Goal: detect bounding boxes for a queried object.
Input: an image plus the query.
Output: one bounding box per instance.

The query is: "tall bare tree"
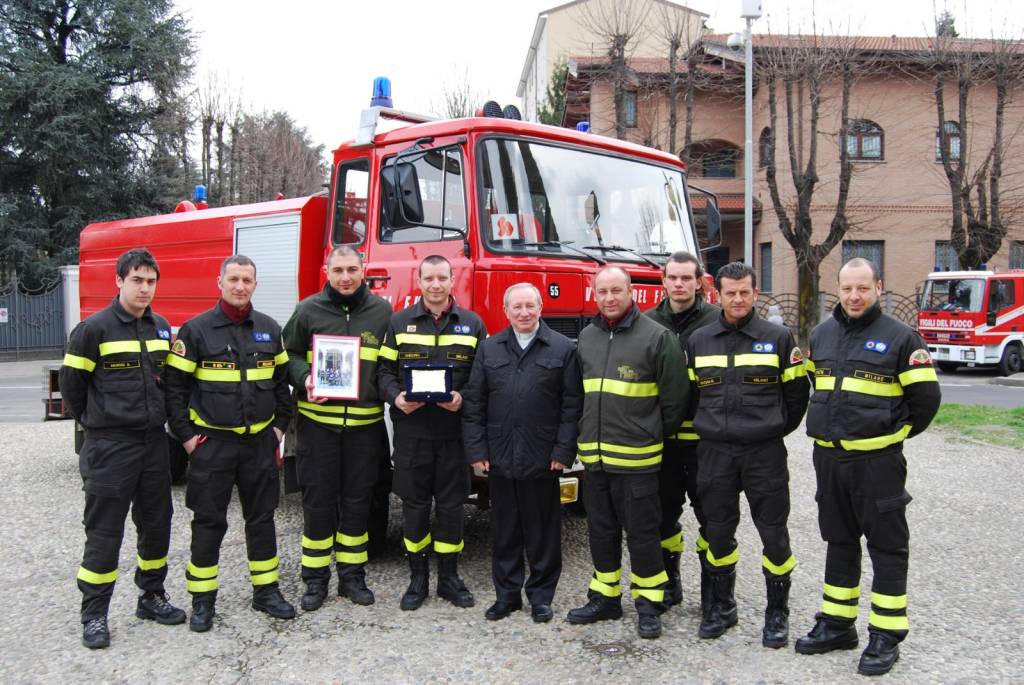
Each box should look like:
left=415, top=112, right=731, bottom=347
left=653, top=2, right=703, bottom=158
left=432, top=67, right=482, bottom=119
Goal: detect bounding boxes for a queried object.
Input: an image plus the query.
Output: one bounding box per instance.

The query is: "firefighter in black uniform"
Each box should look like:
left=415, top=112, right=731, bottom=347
left=644, top=251, right=719, bottom=610
left=795, top=258, right=941, bottom=676
left=165, top=255, right=295, bottom=632
left=687, top=261, right=809, bottom=647
left=378, top=255, right=487, bottom=610
left=282, top=246, right=392, bottom=611
left=60, top=249, right=187, bottom=649
left=567, top=266, right=688, bottom=640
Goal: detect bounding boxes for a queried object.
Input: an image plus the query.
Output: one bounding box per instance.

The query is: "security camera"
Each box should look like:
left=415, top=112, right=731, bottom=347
left=727, top=33, right=744, bottom=50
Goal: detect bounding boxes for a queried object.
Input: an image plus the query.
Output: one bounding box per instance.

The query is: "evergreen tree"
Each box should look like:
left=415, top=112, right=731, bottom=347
left=537, top=61, right=569, bottom=126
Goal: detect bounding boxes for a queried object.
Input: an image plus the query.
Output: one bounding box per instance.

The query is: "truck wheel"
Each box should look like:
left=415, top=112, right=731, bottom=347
left=935, top=361, right=960, bottom=373
left=998, top=343, right=1023, bottom=376
left=167, top=435, right=188, bottom=484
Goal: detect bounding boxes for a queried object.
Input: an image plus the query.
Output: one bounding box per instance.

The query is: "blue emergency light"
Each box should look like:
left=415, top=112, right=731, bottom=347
left=371, top=77, right=393, bottom=107
left=576, top=121, right=591, bottom=133
left=194, top=184, right=207, bottom=202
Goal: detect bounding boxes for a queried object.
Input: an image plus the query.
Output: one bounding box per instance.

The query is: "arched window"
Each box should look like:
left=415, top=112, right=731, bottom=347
left=689, top=139, right=741, bottom=178
left=844, top=119, right=884, bottom=160
left=936, top=121, right=961, bottom=162
left=758, top=127, right=772, bottom=168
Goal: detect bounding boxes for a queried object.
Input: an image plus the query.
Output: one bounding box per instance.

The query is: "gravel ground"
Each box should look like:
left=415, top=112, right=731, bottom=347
left=1, top=421, right=1021, bottom=684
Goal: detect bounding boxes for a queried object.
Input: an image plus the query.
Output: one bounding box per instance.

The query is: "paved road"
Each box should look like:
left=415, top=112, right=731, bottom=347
left=1, top=421, right=1022, bottom=683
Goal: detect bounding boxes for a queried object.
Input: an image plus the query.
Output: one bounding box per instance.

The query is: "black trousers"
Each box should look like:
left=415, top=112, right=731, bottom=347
left=489, top=474, right=561, bottom=606
left=77, top=431, right=172, bottom=622
left=582, top=469, right=667, bottom=615
left=185, top=429, right=281, bottom=600
left=391, top=435, right=470, bottom=555
left=296, top=416, right=384, bottom=581
left=813, top=445, right=912, bottom=639
left=658, top=440, right=707, bottom=553
left=697, top=438, right=794, bottom=577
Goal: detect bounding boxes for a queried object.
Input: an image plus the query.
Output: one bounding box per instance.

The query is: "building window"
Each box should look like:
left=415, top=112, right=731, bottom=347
left=936, top=121, right=961, bottom=162
left=624, top=92, right=637, bottom=128
left=760, top=242, right=773, bottom=291
left=842, top=240, right=884, bottom=279
left=845, top=119, right=884, bottom=160
left=934, top=240, right=961, bottom=271
left=1011, top=241, right=1024, bottom=269
left=758, top=127, right=772, bottom=168
left=689, top=139, right=740, bottom=178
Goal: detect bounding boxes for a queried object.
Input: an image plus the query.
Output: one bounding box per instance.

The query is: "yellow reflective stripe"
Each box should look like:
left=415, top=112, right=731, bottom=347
left=274, top=350, right=289, bottom=365
left=631, top=587, right=665, bottom=601
left=187, top=562, right=218, bottom=579
left=838, top=425, right=912, bottom=451
left=815, top=439, right=836, bottom=448
left=841, top=377, right=904, bottom=397
left=782, top=365, right=806, bottom=382
left=602, top=441, right=662, bottom=455
left=298, top=401, right=348, bottom=414
left=404, top=534, right=432, bottom=553
left=346, top=416, right=384, bottom=427
left=395, top=333, right=436, bottom=346
left=248, top=556, right=279, bottom=572
left=734, top=353, right=779, bottom=367
left=660, top=533, right=683, bottom=553
left=305, top=351, right=313, bottom=363
left=336, top=532, right=369, bottom=547
left=194, top=368, right=241, bottom=382
left=245, top=367, right=275, bottom=381
left=378, top=345, right=398, bottom=360
left=899, top=367, right=938, bottom=385
left=822, top=600, right=859, bottom=619
left=594, top=569, right=622, bottom=583
left=137, top=555, right=167, bottom=571
left=815, top=376, right=836, bottom=391
left=437, top=334, right=478, bottom=348
left=589, top=577, right=622, bottom=597
left=869, top=611, right=909, bottom=631
left=762, top=554, right=797, bottom=576
left=99, top=340, right=141, bottom=355
left=347, top=405, right=383, bottom=415
left=600, top=453, right=662, bottom=468
left=824, top=584, right=861, bottom=601
left=582, top=377, right=659, bottom=397
left=805, top=359, right=817, bottom=373
left=166, top=354, right=196, bottom=373
left=146, top=339, right=170, bottom=352
left=577, top=454, right=600, bottom=463
left=632, top=570, right=668, bottom=588
left=187, top=578, right=219, bottom=593
left=695, top=534, right=709, bottom=552
left=302, top=535, right=334, bottom=550
left=336, top=551, right=369, bottom=564
left=576, top=441, right=598, bottom=451
left=695, top=355, right=728, bottom=368
left=297, top=408, right=383, bottom=427
left=360, top=347, right=379, bottom=362
left=77, top=566, right=117, bottom=584
left=63, top=353, right=96, bottom=372
left=301, top=554, right=332, bottom=568
left=706, top=547, right=739, bottom=567
left=189, top=408, right=274, bottom=435
left=871, top=592, right=907, bottom=610
left=433, top=539, right=465, bottom=554
left=673, top=432, right=699, bottom=440
left=250, top=569, right=279, bottom=586
left=687, top=368, right=697, bottom=381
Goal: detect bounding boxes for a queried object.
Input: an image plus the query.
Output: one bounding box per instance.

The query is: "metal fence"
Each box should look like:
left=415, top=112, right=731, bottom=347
left=757, top=291, right=919, bottom=328
left=0, top=275, right=66, bottom=357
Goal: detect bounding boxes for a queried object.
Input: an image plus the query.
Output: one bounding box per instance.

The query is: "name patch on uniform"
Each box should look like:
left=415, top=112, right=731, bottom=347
left=157, top=329, right=171, bottom=340
left=864, top=340, right=889, bottom=354
left=909, top=348, right=932, bottom=366
left=201, top=360, right=236, bottom=370
left=256, top=360, right=276, bottom=368
left=103, top=360, right=140, bottom=370
left=617, top=365, right=639, bottom=381
left=406, top=325, right=418, bottom=333
left=698, top=376, right=722, bottom=388
left=447, top=352, right=473, bottom=362
left=814, top=367, right=832, bottom=377
left=853, top=369, right=894, bottom=384
left=400, top=352, right=429, bottom=361
left=752, top=341, right=775, bottom=353
left=742, top=374, right=779, bottom=385
left=253, top=332, right=272, bottom=342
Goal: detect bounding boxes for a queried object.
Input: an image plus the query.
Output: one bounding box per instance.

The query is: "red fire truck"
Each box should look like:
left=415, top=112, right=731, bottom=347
left=76, top=82, right=721, bottom=500
left=917, top=270, right=1024, bottom=375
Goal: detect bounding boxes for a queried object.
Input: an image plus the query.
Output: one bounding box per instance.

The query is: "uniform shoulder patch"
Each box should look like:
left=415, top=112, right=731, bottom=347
left=789, top=346, right=803, bottom=364
left=908, top=348, right=932, bottom=366
left=171, top=339, right=186, bottom=356
left=406, top=324, right=418, bottom=333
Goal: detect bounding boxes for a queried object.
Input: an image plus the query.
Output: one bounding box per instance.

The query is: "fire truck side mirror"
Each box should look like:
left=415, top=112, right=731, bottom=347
left=987, top=309, right=998, bottom=326
left=381, top=162, right=424, bottom=228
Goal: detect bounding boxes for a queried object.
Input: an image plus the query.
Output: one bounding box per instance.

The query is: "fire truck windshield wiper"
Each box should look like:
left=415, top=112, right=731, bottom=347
left=581, top=244, right=661, bottom=269
left=521, top=240, right=606, bottom=265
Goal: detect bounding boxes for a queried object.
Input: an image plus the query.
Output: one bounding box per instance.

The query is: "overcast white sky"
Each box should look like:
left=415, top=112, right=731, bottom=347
left=174, top=0, right=1020, bottom=151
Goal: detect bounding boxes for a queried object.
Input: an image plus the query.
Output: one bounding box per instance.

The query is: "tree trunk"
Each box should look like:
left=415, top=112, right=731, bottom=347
left=796, top=260, right=820, bottom=348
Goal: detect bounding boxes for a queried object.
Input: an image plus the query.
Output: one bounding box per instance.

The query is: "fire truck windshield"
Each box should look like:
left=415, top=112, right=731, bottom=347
left=477, top=138, right=696, bottom=261
left=921, top=278, right=985, bottom=312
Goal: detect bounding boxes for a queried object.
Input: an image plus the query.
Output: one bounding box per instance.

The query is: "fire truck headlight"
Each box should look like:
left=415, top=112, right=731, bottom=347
left=962, top=349, right=976, bottom=361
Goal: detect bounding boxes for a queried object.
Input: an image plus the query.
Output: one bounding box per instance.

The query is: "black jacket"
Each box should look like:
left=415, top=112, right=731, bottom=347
left=461, top=321, right=582, bottom=479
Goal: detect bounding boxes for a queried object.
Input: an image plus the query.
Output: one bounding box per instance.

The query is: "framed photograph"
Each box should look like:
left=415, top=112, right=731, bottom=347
left=311, top=334, right=361, bottom=400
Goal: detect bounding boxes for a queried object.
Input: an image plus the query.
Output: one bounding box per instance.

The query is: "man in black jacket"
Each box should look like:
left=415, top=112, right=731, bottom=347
left=462, top=283, right=582, bottom=623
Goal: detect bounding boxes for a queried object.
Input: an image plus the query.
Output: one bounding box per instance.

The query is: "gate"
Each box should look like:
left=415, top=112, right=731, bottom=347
left=0, top=275, right=66, bottom=358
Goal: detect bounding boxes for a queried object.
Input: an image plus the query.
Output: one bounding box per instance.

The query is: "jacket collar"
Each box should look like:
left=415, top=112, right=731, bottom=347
left=833, top=301, right=882, bottom=330
left=713, top=308, right=757, bottom=336
left=110, top=296, right=154, bottom=324
left=209, top=301, right=254, bottom=328
left=493, top=320, right=553, bottom=347
left=593, top=302, right=640, bottom=333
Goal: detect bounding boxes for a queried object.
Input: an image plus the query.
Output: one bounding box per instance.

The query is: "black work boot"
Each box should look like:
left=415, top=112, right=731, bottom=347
left=300, top=581, right=328, bottom=611
left=794, top=612, right=859, bottom=654
left=698, top=569, right=738, bottom=639
left=82, top=616, right=110, bottom=649
left=338, top=569, right=375, bottom=606
left=190, top=600, right=215, bottom=633
left=400, top=552, right=430, bottom=611
left=663, top=550, right=683, bottom=607
left=566, top=595, right=624, bottom=624
left=858, top=631, right=900, bottom=676
left=436, top=553, right=474, bottom=608
left=698, top=552, right=712, bottom=615
left=637, top=613, right=662, bottom=639
left=762, top=574, right=791, bottom=648
left=252, top=585, right=296, bottom=619
left=136, top=591, right=186, bottom=625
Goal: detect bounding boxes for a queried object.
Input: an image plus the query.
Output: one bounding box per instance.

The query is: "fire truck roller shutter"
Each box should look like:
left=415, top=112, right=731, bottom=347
left=234, top=213, right=301, bottom=326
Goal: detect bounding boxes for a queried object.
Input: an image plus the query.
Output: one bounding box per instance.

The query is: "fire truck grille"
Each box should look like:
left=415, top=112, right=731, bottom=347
left=542, top=316, right=587, bottom=340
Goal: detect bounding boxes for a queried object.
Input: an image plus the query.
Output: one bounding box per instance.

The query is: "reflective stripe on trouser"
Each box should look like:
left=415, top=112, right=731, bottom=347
left=294, top=416, right=383, bottom=580
left=582, top=469, right=666, bottom=615
left=185, top=431, right=280, bottom=597
left=696, top=439, right=793, bottom=576
left=391, top=436, right=469, bottom=560
left=658, top=440, right=706, bottom=551
left=820, top=583, right=860, bottom=621
left=78, top=433, right=172, bottom=622
left=812, top=444, right=911, bottom=639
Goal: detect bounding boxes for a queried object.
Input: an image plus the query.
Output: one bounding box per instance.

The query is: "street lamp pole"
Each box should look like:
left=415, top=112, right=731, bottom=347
left=741, top=1, right=762, bottom=267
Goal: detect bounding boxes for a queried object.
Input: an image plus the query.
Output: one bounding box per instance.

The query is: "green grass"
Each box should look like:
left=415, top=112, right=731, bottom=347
left=933, top=403, right=1024, bottom=449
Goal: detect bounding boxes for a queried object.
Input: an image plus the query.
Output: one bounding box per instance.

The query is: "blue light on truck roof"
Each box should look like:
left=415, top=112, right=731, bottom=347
left=576, top=121, right=591, bottom=133
left=371, top=77, right=393, bottom=107
left=194, top=184, right=207, bottom=202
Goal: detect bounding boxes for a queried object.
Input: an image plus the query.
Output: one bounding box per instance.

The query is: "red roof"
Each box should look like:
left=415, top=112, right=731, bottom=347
left=704, top=33, right=1024, bottom=54
left=691, top=192, right=761, bottom=213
